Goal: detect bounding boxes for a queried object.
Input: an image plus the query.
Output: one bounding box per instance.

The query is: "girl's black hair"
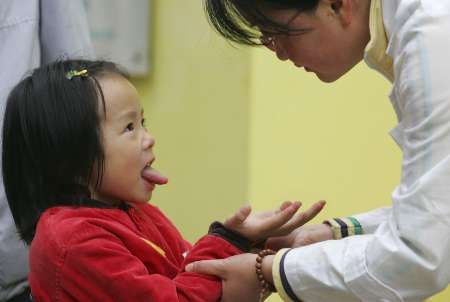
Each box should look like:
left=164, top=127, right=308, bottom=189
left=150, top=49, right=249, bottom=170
left=2, top=59, right=126, bottom=244
left=204, top=0, right=320, bottom=45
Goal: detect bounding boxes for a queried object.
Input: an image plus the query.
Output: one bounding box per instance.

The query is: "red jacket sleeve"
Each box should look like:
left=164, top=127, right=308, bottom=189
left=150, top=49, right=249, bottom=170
left=56, top=223, right=241, bottom=302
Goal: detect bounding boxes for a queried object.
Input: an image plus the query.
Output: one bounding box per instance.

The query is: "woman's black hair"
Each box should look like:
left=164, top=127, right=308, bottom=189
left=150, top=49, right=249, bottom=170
left=204, top=0, right=320, bottom=45
left=2, top=59, right=126, bottom=244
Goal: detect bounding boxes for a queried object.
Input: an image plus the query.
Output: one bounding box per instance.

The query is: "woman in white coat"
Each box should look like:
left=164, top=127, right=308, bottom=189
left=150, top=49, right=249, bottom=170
left=187, top=0, right=450, bottom=301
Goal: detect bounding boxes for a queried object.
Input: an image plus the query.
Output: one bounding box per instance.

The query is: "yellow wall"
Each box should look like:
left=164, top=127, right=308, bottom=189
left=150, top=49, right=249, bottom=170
left=248, top=49, right=398, bottom=215
left=133, top=0, right=251, bottom=238
left=132, top=1, right=448, bottom=301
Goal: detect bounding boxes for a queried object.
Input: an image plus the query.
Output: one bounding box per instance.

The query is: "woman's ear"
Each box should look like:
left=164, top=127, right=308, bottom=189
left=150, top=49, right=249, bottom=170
left=326, top=0, right=353, bottom=26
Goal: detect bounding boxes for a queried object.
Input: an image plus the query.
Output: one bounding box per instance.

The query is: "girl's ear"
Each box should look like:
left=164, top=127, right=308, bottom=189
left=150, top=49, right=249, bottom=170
left=325, top=0, right=353, bottom=26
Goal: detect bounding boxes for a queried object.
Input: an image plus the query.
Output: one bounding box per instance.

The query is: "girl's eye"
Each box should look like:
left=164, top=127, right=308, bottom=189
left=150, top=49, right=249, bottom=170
left=141, top=118, right=146, bottom=127
left=125, top=123, right=134, bottom=132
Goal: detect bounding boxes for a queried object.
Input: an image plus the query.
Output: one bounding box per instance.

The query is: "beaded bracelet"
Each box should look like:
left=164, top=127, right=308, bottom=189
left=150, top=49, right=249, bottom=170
left=255, top=249, right=276, bottom=301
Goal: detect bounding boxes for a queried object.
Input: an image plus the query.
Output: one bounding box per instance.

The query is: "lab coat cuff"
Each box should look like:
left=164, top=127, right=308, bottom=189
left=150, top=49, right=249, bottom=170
left=323, top=216, right=363, bottom=239
left=273, top=248, right=303, bottom=302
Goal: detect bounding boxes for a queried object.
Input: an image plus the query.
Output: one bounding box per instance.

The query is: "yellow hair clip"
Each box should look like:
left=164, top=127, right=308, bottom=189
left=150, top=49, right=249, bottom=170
left=65, top=69, right=88, bottom=80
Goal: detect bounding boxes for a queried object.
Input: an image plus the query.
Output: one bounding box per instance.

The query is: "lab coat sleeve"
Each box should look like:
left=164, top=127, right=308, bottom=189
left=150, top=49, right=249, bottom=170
left=273, top=4, right=450, bottom=302
left=352, top=206, right=391, bottom=234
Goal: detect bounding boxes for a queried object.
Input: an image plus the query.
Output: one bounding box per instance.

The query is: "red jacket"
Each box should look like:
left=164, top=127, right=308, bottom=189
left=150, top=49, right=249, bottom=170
left=29, top=203, right=242, bottom=301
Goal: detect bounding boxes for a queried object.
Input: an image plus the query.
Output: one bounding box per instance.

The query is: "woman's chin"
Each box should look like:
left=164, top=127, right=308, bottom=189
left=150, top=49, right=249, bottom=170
left=315, top=72, right=342, bottom=83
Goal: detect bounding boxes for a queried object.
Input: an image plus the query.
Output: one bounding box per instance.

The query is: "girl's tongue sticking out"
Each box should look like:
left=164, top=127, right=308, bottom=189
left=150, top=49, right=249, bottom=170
left=142, top=167, right=168, bottom=185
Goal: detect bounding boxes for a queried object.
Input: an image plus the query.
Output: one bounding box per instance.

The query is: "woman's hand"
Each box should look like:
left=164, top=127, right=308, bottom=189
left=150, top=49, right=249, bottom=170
left=224, top=200, right=326, bottom=243
left=186, top=253, right=264, bottom=302
left=266, top=223, right=333, bottom=250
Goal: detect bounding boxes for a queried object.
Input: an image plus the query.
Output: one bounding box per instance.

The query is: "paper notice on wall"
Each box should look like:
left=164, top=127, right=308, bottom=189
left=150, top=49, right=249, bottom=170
left=84, top=0, right=150, bottom=76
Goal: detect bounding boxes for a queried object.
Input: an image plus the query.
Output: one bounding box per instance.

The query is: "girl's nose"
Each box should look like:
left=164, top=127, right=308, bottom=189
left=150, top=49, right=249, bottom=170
left=142, top=131, right=155, bottom=150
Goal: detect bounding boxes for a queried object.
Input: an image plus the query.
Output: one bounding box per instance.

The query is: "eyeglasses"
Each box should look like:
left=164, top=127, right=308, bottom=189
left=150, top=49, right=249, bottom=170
left=258, top=10, right=303, bottom=47
left=260, top=34, right=276, bottom=47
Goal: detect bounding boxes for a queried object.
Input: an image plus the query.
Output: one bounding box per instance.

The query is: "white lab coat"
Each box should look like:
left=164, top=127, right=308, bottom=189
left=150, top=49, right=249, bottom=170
left=274, top=0, right=450, bottom=301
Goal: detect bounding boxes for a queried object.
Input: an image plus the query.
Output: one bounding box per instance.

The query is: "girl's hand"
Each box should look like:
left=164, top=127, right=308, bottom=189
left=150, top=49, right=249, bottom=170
left=224, top=200, right=325, bottom=243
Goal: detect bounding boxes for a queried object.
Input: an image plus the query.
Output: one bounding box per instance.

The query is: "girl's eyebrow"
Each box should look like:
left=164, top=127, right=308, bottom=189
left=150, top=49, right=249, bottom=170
left=118, top=110, right=138, bottom=121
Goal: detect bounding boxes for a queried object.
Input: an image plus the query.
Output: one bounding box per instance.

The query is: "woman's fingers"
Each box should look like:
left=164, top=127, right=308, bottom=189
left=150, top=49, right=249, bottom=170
left=185, top=259, right=226, bottom=278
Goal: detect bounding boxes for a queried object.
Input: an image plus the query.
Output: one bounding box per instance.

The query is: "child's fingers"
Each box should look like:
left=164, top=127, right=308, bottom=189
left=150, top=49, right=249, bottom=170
left=257, top=201, right=293, bottom=219
left=271, top=200, right=326, bottom=236
left=255, top=201, right=302, bottom=233
left=278, top=200, right=326, bottom=234
left=275, top=201, right=294, bottom=213
left=301, top=200, right=326, bottom=223
left=224, top=204, right=252, bottom=228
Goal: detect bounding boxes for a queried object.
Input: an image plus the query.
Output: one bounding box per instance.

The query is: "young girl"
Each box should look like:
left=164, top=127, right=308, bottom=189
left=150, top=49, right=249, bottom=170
left=2, top=59, right=322, bottom=302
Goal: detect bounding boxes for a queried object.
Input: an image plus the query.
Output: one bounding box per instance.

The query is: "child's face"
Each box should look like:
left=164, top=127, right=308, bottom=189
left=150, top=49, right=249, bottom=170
left=91, top=74, right=168, bottom=204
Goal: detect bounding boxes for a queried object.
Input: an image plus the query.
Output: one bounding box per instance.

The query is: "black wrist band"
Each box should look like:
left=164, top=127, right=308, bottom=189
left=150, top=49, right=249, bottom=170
left=208, top=221, right=252, bottom=252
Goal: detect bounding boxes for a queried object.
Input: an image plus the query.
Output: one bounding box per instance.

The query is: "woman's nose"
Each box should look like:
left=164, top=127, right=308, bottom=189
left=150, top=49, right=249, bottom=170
left=264, top=37, right=289, bottom=61
left=273, top=39, right=289, bottom=61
